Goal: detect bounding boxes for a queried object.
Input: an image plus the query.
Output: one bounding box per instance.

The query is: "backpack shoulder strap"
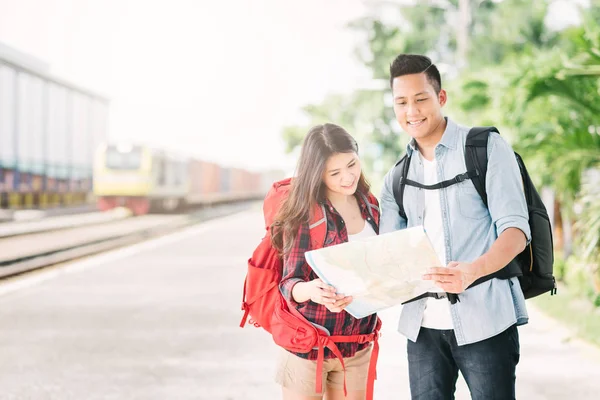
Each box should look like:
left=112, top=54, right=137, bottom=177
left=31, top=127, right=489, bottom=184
left=358, top=191, right=380, bottom=225
left=391, top=154, right=411, bottom=221
left=465, top=126, right=498, bottom=207
left=308, top=203, right=327, bottom=249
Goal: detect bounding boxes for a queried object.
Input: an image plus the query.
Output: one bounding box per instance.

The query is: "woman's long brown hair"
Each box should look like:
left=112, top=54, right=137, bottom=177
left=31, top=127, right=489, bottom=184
left=271, top=123, right=370, bottom=256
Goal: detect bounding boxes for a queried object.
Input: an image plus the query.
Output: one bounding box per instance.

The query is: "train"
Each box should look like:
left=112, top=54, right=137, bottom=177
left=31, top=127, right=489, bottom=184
left=0, top=42, right=279, bottom=217
left=93, top=143, right=282, bottom=215
left=0, top=42, right=109, bottom=211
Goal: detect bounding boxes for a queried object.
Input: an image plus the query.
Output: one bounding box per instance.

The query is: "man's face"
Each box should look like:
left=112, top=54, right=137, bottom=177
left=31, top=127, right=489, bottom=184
left=391, top=73, right=447, bottom=141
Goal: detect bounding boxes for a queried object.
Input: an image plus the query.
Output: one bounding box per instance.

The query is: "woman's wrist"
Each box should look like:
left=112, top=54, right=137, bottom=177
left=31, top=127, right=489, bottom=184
left=291, top=281, right=309, bottom=303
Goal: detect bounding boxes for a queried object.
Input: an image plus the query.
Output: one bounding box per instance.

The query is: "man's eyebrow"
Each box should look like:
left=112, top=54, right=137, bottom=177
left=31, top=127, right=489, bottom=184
left=394, top=91, right=429, bottom=100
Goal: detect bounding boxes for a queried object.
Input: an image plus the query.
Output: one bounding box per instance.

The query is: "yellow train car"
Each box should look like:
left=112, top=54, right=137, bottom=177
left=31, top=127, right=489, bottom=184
left=93, top=144, right=188, bottom=215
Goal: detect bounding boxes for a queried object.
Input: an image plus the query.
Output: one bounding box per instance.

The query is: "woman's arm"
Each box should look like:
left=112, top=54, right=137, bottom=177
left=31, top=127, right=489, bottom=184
left=279, top=223, right=348, bottom=309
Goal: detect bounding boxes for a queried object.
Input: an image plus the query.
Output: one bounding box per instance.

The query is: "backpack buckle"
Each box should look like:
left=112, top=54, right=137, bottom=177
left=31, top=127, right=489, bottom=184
left=447, top=293, right=460, bottom=304
left=454, top=173, right=466, bottom=183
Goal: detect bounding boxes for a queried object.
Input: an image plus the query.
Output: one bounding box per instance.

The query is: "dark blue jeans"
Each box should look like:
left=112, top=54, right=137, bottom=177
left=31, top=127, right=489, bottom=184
left=407, top=325, right=520, bottom=400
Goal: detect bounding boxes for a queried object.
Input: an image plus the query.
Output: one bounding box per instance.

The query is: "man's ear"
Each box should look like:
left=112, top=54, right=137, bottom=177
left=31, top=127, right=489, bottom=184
left=438, top=89, right=447, bottom=107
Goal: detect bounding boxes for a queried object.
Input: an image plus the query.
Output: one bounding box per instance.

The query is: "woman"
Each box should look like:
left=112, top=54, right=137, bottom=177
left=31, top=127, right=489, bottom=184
left=271, top=123, right=380, bottom=400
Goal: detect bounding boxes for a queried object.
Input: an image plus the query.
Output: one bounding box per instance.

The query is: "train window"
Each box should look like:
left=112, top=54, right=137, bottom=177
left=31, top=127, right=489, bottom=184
left=105, top=145, right=142, bottom=170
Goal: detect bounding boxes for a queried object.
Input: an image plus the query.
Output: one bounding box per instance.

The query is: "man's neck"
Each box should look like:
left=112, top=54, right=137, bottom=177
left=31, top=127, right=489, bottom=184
left=416, top=117, right=447, bottom=161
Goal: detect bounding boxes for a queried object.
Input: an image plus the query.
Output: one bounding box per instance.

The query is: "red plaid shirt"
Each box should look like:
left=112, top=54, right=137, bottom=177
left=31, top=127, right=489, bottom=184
left=279, top=191, right=380, bottom=360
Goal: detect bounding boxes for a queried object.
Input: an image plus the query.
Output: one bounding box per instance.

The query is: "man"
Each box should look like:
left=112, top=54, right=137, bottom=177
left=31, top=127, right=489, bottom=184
left=379, top=54, right=530, bottom=399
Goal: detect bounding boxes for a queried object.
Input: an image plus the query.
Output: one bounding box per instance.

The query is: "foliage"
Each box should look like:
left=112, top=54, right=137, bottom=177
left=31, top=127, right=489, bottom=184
left=279, top=0, right=600, bottom=299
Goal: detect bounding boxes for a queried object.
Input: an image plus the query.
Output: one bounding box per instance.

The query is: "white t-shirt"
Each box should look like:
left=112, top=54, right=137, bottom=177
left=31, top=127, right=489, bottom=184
left=348, top=220, right=377, bottom=241
left=420, top=155, right=454, bottom=330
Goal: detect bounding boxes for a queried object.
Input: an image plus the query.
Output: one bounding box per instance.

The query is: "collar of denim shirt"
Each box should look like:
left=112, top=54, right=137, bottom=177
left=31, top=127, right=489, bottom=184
left=405, top=117, right=460, bottom=156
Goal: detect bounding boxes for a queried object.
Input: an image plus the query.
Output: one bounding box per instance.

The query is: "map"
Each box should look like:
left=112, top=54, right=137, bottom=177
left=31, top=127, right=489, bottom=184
left=304, top=226, right=441, bottom=319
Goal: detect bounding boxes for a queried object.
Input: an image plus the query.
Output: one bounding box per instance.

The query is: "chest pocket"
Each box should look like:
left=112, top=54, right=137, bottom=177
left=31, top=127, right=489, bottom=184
left=324, top=228, right=337, bottom=246
left=456, top=180, right=489, bottom=220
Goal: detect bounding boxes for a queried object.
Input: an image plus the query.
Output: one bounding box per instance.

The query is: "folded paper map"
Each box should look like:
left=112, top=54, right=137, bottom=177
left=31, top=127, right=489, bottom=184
left=304, top=226, right=441, bottom=319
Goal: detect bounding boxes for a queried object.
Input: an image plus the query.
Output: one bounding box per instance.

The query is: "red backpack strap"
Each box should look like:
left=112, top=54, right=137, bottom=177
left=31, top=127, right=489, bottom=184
left=308, top=203, right=327, bottom=249
left=240, top=273, right=279, bottom=328
left=314, top=338, right=346, bottom=395
left=364, top=318, right=383, bottom=400
left=318, top=318, right=382, bottom=400
left=366, top=332, right=380, bottom=400
left=240, top=276, right=250, bottom=328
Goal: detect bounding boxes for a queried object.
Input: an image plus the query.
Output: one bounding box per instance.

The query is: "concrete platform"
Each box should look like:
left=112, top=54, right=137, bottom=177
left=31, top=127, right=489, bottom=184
left=0, top=214, right=184, bottom=263
left=0, top=205, right=98, bottom=224
left=0, top=208, right=131, bottom=238
left=0, top=209, right=598, bottom=399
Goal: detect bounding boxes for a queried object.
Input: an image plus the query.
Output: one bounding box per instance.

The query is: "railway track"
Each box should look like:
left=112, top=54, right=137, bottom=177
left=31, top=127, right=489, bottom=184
left=0, top=208, right=132, bottom=239
left=0, top=201, right=257, bottom=280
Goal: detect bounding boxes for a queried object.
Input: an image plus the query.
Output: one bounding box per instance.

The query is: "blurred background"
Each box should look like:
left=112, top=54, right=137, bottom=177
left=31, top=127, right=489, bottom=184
left=0, top=0, right=599, bottom=397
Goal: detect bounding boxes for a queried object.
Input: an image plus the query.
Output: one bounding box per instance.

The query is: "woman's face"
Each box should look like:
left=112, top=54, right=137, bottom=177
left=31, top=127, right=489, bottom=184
left=322, top=152, right=361, bottom=197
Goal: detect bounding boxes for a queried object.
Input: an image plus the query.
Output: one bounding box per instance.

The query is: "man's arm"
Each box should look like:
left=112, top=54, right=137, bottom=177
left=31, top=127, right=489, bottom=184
left=379, top=167, right=407, bottom=234
left=485, top=132, right=531, bottom=244
left=424, top=228, right=526, bottom=293
left=424, top=133, right=531, bottom=293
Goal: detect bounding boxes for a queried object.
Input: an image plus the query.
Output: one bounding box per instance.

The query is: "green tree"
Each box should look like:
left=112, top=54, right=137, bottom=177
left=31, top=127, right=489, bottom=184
left=280, top=0, right=560, bottom=172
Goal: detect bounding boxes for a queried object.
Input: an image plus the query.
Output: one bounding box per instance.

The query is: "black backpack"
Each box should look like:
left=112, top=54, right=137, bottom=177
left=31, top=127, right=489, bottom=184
left=392, top=126, right=556, bottom=302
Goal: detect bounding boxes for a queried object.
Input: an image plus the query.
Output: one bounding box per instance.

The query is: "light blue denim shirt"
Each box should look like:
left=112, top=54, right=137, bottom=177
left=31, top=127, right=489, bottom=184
left=380, top=118, right=531, bottom=346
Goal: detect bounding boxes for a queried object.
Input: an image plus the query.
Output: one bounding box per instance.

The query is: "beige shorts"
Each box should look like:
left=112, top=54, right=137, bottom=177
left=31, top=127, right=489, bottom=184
left=275, top=346, right=372, bottom=396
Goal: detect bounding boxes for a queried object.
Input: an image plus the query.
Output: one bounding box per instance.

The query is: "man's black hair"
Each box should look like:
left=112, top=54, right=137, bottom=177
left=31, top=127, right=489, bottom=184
left=389, top=54, right=441, bottom=94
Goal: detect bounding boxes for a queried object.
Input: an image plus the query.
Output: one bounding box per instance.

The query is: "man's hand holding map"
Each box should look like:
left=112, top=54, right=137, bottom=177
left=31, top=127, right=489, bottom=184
left=304, top=226, right=441, bottom=319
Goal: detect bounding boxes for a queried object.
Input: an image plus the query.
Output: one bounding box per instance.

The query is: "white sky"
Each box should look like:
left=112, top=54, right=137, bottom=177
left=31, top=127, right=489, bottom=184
left=0, top=0, right=585, bottom=173
left=0, top=0, right=371, bottom=172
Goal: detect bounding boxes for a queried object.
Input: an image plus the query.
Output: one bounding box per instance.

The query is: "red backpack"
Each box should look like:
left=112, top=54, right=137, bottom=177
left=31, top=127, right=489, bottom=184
left=240, top=178, right=381, bottom=399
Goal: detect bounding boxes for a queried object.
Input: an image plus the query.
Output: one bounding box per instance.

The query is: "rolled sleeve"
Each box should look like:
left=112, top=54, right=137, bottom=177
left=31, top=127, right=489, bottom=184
left=279, top=223, right=312, bottom=307
left=279, top=278, right=304, bottom=308
left=486, top=133, right=532, bottom=243
left=379, top=166, right=407, bottom=234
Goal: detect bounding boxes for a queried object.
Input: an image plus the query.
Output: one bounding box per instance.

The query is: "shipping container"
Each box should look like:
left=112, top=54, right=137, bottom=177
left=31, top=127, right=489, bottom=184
left=0, top=64, right=16, bottom=174
left=2, top=42, right=109, bottom=201
left=90, top=100, right=108, bottom=168
left=16, top=73, right=45, bottom=177
left=250, top=172, right=261, bottom=193
left=30, top=76, right=45, bottom=176
left=70, top=92, right=91, bottom=181
left=199, top=161, right=221, bottom=194
left=187, top=159, right=204, bottom=196
left=232, top=168, right=254, bottom=194
left=229, top=168, right=240, bottom=193
left=16, top=73, right=30, bottom=177
left=220, top=167, right=231, bottom=193
left=47, top=83, right=69, bottom=180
